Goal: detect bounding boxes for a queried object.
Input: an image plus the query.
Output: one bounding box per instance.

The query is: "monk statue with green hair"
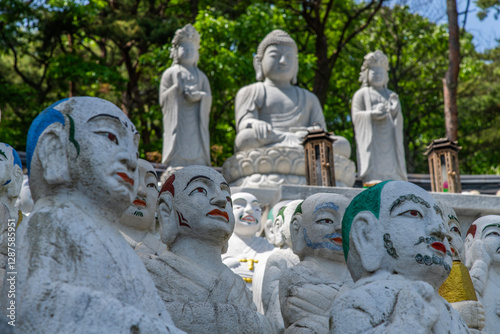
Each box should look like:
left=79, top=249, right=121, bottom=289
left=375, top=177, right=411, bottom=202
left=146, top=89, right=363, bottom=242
left=329, top=181, right=470, bottom=333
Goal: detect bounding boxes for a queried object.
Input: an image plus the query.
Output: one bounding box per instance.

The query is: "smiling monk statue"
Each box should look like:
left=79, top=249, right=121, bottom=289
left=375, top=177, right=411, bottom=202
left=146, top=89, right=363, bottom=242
left=15, top=97, right=182, bottom=333
left=279, top=193, right=351, bottom=333
left=141, top=166, right=275, bottom=334
left=118, top=158, right=166, bottom=256
left=329, top=181, right=470, bottom=334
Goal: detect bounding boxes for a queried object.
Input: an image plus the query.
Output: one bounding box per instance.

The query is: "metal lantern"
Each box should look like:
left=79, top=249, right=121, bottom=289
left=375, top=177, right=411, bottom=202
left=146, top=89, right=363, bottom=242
left=302, top=129, right=335, bottom=187
left=425, top=138, right=461, bottom=193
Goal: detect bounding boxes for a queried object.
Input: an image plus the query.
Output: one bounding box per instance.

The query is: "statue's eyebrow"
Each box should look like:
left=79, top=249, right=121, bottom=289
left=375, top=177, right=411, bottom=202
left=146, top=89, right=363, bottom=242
left=220, top=182, right=230, bottom=193
left=184, top=175, right=211, bottom=190
left=482, top=223, right=500, bottom=233
left=389, top=194, right=431, bottom=214
left=146, top=170, right=158, bottom=181
left=0, top=149, right=7, bottom=160
left=433, top=204, right=443, bottom=218
left=314, top=202, right=339, bottom=214
left=87, top=113, right=121, bottom=123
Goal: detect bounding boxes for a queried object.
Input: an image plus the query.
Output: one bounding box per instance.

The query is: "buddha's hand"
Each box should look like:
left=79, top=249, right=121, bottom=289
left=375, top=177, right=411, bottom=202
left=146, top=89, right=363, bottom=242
left=372, top=103, right=388, bottom=119
left=469, top=240, right=491, bottom=296
left=184, top=84, right=207, bottom=103
left=389, top=93, right=399, bottom=111
left=252, top=120, right=273, bottom=140
left=393, top=281, right=439, bottom=332
left=452, top=300, right=485, bottom=330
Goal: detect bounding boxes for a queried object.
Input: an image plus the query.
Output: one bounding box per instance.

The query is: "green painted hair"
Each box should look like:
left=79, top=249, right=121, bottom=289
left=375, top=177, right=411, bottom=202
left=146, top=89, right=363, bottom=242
left=342, top=181, right=390, bottom=261
left=293, top=201, right=303, bottom=216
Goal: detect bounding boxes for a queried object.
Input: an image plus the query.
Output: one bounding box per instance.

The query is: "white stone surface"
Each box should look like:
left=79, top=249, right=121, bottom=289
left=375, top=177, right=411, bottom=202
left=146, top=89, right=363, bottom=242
left=330, top=181, right=469, bottom=333
left=17, top=175, right=33, bottom=216
left=14, top=97, right=181, bottom=333
left=0, top=143, right=23, bottom=220
left=159, top=24, right=211, bottom=167
left=143, top=166, right=275, bottom=333
left=351, top=50, right=407, bottom=184
left=261, top=200, right=302, bottom=333
left=465, top=215, right=500, bottom=333
left=222, top=192, right=274, bottom=291
left=280, top=193, right=352, bottom=333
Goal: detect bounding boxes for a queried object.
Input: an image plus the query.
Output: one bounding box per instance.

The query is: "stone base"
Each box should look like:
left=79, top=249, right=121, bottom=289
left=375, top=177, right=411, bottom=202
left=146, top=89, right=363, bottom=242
left=222, top=146, right=356, bottom=188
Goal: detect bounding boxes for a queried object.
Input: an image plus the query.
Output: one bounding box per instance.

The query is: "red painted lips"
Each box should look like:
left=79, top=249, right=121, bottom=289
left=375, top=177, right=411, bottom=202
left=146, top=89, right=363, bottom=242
left=331, top=237, right=342, bottom=245
left=241, top=215, right=256, bottom=223
left=431, top=242, right=446, bottom=254
left=133, top=199, right=146, bottom=207
left=117, top=172, right=134, bottom=186
left=207, top=209, right=229, bottom=222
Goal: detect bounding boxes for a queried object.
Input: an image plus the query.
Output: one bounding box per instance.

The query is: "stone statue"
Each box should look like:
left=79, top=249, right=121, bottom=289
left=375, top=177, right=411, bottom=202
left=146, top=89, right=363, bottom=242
left=0, top=143, right=23, bottom=220
left=351, top=50, right=407, bottom=184
left=141, top=166, right=275, bottom=333
left=0, top=143, right=23, bottom=288
left=465, top=215, right=500, bottom=333
left=330, top=181, right=469, bottom=333
left=261, top=200, right=302, bottom=333
left=280, top=193, right=352, bottom=333
left=17, top=175, right=33, bottom=216
left=118, top=158, right=166, bottom=256
left=159, top=24, right=211, bottom=167
left=222, top=192, right=274, bottom=291
left=224, top=29, right=355, bottom=187
left=15, top=97, right=181, bottom=333
left=438, top=204, right=485, bottom=333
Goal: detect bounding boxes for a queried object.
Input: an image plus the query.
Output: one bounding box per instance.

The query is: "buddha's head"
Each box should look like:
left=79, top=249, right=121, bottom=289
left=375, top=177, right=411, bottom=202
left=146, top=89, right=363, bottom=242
left=271, top=199, right=303, bottom=248
left=0, top=143, right=23, bottom=203
left=170, top=24, right=200, bottom=67
left=26, top=97, right=140, bottom=216
left=254, top=29, right=298, bottom=84
left=343, top=181, right=452, bottom=289
left=120, top=159, right=159, bottom=232
left=439, top=202, right=464, bottom=262
left=231, top=192, right=262, bottom=237
left=290, top=193, right=349, bottom=262
left=359, top=50, right=389, bottom=88
left=158, top=166, right=234, bottom=253
left=465, top=215, right=500, bottom=270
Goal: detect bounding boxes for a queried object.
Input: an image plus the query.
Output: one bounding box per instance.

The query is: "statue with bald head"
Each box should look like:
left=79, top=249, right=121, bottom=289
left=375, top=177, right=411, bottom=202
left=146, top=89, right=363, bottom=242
left=141, top=166, right=274, bottom=333
left=279, top=193, right=351, bottom=333
left=330, top=181, right=469, bottom=333
left=15, top=97, right=181, bottom=333
left=465, top=215, right=500, bottom=333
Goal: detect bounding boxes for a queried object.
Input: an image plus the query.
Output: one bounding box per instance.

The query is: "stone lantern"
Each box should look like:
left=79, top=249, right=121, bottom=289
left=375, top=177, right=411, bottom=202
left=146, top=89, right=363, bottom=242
left=425, top=138, right=461, bottom=193
left=302, top=129, right=335, bottom=187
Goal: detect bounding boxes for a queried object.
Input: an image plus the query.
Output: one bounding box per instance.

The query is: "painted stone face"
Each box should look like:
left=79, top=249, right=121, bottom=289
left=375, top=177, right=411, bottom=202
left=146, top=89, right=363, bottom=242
left=378, top=181, right=452, bottom=285
left=274, top=200, right=303, bottom=248
left=261, top=44, right=297, bottom=83
left=172, top=167, right=234, bottom=244
left=178, top=41, right=198, bottom=65
left=440, top=204, right=464, bottom=262
left=0, top=143, right=14, bottom=187
left=468, top=217, right=500, bottom=266
left=232, top=192, right=262, bottom=236
left=301, top=195, right=345, bottom=261
left=121, top=159, right=159, bottom=230
left=65, top=98, right=140, bottom=212
left=367, top=66, right=387, bottom=87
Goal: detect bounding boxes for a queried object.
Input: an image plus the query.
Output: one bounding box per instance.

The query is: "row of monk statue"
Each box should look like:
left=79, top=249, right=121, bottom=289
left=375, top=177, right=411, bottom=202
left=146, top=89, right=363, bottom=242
left=0, top=25, right=496, bottom=334
left=159, top=25, right=406, bottom=186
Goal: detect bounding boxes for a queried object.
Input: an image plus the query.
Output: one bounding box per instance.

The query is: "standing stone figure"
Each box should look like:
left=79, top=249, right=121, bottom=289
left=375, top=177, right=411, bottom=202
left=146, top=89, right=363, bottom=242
left=465, top=215, right=500, bottom=333
left=280, top=193, right=352, bottom=333
left=118, top=158, right=165, bottom=256
left=222, top=192, right=274, bottom=291
left=159, top=24, right=211, bottom=167
left=141, top=166, right=275, bottom=333
left=330, top=181, right=469, bottom=333
left=15, top=97, right=181, bottom=333
left=351, top=50, right=407, bottom=184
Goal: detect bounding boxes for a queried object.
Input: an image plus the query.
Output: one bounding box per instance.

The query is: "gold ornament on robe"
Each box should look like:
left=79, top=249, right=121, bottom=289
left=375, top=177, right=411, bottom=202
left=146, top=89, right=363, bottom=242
left=439, top=260, right=478, bottom=303
left=239, top=258, right=258, bottom=271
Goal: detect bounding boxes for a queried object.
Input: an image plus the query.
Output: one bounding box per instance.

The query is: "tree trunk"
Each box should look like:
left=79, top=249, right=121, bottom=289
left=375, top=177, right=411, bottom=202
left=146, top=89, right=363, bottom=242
left=443, top=0, right=460, bottom=142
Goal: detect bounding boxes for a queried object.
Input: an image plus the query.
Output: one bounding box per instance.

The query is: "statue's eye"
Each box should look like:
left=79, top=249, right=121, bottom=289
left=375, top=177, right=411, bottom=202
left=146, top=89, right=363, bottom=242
left=317, top=218, right=333, bottom=224
left=147, top=183, right=158, bottom=191
left=450, top=226, right=461, bottom=236
left=399, top=210, right=422, bottom=218
left=95, top=131, right=118, bottom=145
left=486, top=231, right=500, bottom=238
left=226, top=197, right=232, bottom=205
left=189, top=187, right=207, bottom=196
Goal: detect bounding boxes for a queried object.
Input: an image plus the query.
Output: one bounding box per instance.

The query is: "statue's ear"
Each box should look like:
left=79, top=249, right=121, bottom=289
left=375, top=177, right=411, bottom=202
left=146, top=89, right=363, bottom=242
left=253, top=55, right=264, bottom=81
left=291, top=58, right=298, bottom=85
left=37, top=123, right=70, bottom=185
left=8, top=166, right=23, bottom=198
left=157, top=193, right=177, bottom=247
left=290, top=215, right=305, bottom=257
left=265, top=219, right=275, bottom=245
left=273, top=216, right=285, bottom=247
left=350, top=211, right=383, bottom=273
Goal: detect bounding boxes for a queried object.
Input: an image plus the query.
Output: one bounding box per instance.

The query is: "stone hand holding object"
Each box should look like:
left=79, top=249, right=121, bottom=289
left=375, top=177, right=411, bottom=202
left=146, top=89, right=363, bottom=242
left=184, top=84, right=207, bottom=103
left=469, top=240, right=491, bottom=296
left=252, top=120, right=273, bottom=140
left=372, top=103, right=388, bottom=120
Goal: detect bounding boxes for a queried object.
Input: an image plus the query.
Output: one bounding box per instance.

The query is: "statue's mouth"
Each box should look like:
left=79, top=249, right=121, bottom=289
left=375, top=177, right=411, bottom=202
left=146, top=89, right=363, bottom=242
left=117, top=172, right=134, bottom=187
left=323, top=232, right=342, bottom=245
left=207, top=209, right=229, bottom=222
left=240, top=215, right=256, bottom=224
left=431, top=242, right=446, bottom=255
left=133, top=198, right=147, bottom=207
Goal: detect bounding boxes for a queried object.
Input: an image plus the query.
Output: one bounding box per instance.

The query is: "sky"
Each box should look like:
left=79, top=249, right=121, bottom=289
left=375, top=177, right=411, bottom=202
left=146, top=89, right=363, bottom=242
left=402, top=0, right=499, bottom=53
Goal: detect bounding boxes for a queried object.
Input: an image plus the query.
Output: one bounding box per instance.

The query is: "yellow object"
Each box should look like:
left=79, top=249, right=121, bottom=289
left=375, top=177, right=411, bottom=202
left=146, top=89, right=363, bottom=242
left=239, top=258, right=259, bottom=271
left=439, top=260, right=478, bottom=303
left=242, top=277, right=253, bottom=283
